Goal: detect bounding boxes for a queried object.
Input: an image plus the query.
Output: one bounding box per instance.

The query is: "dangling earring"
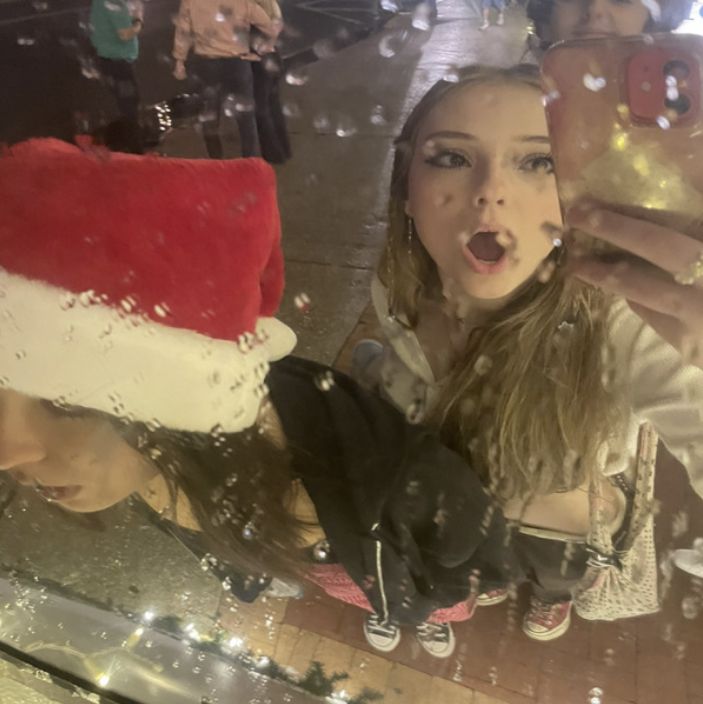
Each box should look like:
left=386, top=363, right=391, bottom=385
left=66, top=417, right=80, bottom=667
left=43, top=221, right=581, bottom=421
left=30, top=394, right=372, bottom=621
left=406, top=216, right=415, bottom=256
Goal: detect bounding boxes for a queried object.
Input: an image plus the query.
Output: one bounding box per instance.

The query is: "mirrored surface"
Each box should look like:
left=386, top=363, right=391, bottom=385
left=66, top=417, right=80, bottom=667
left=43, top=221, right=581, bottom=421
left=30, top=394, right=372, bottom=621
left=2, top=0, right=703, bottom=702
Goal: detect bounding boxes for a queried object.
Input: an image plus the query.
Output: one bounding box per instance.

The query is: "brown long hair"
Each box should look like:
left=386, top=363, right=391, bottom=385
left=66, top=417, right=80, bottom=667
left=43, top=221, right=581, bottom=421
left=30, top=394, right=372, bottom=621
left=123, top=415, right=308, bottom=579
left=379, top=65, right=624, bottom=503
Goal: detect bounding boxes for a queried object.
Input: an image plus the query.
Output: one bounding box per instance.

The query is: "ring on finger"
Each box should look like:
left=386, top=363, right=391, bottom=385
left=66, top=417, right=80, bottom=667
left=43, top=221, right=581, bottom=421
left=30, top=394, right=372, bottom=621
left=675, top=251, right=703, bottom=286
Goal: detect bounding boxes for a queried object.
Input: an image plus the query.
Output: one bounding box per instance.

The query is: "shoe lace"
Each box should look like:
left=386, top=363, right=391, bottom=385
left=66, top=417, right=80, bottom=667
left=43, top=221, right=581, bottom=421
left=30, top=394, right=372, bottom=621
left=528, top=598, right=566, bottom=624
left=367, top=614, right=397, bottom=637
left=416, top=622, right=449, bottom=642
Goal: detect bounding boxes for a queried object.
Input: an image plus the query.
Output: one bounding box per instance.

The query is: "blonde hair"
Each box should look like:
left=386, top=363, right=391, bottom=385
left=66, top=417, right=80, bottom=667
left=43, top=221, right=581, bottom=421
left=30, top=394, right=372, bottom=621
left=379, top=64, right=624, bottom=503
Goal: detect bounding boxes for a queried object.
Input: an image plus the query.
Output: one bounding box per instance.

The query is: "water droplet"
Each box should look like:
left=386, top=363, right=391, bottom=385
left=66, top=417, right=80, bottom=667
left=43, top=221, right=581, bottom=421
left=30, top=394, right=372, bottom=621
left=681, top=595, right=700, bottom=619
left=242, top=522, right=256, bottom=540
left=335, top=116, right=357, bottom=137
left=443, top=66, right=461, bottom=83
left=153, top=303, right=170, bottom=318
left=657, top=115, right=671, bottom=129
left=542, top=89, right=561, bottom=106
left=313, top=39, right=335, bottom=59
left=583, top=73, right=606, bottom=91
left=537, top=259, right=556, bottom=283
left=282, top=101, right=301, bottom=118
left=378, top=30, right=407, bottom=58
left=473, top=354, right=492, bottom=375
left=411, top=2, right=432, bottom=30
left=405, top=398, right=424, bottom=424
left=588, top=687, right=603, bottom=704
left=370, top=104, right=387, bottom=126
left=313, top=113, right=331, bottom=132
left=293, top=292, right=311, bottom=312
left=285, top=68, right=309, bottom=86
left=314, top=370, right=335, bottom=391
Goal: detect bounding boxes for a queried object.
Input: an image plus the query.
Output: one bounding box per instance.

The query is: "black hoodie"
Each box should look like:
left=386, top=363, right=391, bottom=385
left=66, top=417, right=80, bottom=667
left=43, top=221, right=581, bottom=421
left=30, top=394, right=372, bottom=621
left=267, top=356, right=519, bottom=625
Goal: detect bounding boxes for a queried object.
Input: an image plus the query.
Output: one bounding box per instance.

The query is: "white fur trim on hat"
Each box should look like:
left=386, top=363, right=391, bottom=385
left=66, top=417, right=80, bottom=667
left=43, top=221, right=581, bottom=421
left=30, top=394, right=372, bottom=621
left=0, top=271, right=297, bottom=433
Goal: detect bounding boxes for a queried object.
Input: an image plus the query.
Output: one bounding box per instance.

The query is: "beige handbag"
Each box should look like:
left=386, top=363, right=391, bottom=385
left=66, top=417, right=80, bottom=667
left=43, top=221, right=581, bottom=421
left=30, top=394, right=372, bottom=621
left=573, top=423, right=660, bottom=621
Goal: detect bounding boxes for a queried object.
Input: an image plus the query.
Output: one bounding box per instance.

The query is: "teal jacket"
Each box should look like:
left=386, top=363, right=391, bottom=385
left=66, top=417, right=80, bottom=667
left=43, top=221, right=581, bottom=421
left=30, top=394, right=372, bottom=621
left=90, top=0, right=138, bottom=61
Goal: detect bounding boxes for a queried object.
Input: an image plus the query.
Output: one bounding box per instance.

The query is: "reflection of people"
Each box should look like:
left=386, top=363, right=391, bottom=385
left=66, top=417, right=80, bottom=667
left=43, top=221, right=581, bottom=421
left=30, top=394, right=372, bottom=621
left=358, top=64, right=703, bottom=641
left=0, top=139, right=519, bottom=659
left=89, top=0, right=143, bottom=129
left=250, top=0, right=291, bottom=164
left=479, top=0, right=505, bottom=29
left=526, top=0, right=692, bottom=56
left=171, top=0, right=278, bottom=158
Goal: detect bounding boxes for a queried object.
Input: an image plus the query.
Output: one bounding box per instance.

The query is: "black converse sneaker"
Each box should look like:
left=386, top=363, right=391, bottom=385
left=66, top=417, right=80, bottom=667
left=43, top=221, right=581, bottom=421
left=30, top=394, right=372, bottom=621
left=363, top=613, right=401, bottom=653
left=415, top=621, right=456, bottom=658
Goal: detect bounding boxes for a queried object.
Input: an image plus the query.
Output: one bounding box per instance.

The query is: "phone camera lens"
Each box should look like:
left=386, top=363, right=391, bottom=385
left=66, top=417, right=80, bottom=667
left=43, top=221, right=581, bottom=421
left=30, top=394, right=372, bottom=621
left=663, top=59, right=690, bottom=81
left=665, top=92, right=691, bottom=115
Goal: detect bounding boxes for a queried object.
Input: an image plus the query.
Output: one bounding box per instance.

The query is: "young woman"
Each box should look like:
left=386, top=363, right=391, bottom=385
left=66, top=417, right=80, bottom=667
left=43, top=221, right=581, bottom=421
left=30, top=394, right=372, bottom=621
left=356, top=64, right=703, bottom=640
left=0, top=138, right=518, bottom=659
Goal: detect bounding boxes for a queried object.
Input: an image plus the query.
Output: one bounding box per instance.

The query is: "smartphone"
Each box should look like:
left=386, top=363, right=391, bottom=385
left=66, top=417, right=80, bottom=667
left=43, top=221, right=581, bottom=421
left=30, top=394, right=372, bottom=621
left=541, top=34, right=703, bottom=257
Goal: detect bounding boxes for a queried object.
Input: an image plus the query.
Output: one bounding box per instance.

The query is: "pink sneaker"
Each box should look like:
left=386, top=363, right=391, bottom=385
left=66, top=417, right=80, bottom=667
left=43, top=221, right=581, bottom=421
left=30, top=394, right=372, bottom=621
left=476, top=588, right=509, bottom=606
left=522, top=598, right=572, bottom=641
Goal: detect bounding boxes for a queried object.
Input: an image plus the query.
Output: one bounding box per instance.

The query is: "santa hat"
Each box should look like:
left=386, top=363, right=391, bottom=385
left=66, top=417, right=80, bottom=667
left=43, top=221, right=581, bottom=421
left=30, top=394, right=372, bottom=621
left=0, top=138, right=296, bottom=433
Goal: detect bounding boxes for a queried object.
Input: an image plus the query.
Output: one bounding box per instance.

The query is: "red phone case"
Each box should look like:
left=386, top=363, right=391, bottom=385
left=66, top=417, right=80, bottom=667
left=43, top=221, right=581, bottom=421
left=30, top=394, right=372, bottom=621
left=542, top=34, right=703, bottom=245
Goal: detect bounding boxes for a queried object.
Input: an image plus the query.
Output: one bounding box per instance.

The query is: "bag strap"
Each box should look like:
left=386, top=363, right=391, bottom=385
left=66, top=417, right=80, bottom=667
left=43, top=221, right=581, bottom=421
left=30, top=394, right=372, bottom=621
left=587, top=422, right=658, bottom=558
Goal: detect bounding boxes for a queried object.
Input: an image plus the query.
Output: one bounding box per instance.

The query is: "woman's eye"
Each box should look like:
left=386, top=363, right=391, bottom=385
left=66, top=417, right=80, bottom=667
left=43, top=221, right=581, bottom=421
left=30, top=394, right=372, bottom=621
left=425, top=151, right=471, bottom=169
left=520, top=153, right=554, bottom=174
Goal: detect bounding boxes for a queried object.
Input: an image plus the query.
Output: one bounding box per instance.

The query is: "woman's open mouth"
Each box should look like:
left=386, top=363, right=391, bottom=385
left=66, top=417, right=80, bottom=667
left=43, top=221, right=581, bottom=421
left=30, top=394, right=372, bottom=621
left=462, top=230, right=510, bottom=275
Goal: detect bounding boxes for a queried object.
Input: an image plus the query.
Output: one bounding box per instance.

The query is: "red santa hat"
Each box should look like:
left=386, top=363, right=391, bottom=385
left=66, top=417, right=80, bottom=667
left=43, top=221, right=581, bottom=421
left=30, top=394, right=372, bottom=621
left=0, top=138, right=296, bottom=433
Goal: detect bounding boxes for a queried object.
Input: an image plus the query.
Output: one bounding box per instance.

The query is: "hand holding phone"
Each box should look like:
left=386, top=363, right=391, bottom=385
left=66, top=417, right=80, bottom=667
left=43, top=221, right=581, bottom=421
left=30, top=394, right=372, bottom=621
left=542, top=34, right=703, bottom=369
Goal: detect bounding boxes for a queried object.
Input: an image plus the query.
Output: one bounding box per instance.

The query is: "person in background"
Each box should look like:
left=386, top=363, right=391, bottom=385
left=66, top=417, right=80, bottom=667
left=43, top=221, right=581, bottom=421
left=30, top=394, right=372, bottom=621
left=90, top=0, right=143, bottom=146
left=250, top=0, right=291, bottom=164
left=525, top=0, right=692, bottom=55
left=172, top=0, right=278, bottom=159
left=480, top=0, right=505, bottom=29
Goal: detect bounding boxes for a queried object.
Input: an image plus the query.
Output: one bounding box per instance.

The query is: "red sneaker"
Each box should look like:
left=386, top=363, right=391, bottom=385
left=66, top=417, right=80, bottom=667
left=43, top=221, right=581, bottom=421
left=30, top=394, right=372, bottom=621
left=476, top=588, right=509, bottom=606
left=522, top=598, right=572, bottom=641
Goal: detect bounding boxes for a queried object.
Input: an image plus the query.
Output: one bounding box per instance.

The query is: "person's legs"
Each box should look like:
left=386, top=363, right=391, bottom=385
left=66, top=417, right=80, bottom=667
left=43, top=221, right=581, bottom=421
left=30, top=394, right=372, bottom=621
left=252, top=55, right=289, bottom=164
left=496, top=0, right=505, bottom=24
left=98, top=57, right=140, bottom=122
left=266, top=54, right=291, bottom=161
left=513, top=532, right=589, bottom=640
left=221, top=57, right=261, bottom=158
left=480, top=0, right=491, bottom=27
left=191, top=56, right=225, bottom=159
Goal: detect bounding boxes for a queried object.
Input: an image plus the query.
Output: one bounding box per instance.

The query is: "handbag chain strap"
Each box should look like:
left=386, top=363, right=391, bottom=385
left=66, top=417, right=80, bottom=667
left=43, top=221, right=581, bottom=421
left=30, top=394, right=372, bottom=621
left=586, top=423, right=658, bottom=565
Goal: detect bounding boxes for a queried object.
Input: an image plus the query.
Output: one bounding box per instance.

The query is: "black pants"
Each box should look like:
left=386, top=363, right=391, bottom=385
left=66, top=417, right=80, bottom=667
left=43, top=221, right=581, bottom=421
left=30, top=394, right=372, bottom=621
left=98, top=57, right=140, bottom=121
left=252, top=53, right=291, bottom=164
left=191, top=55, right=260, bottom=159
left=513, top=532, right=589, bottom=603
